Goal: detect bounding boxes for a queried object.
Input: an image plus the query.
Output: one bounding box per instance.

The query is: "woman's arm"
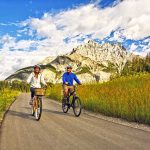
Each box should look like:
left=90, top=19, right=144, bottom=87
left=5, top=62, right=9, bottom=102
left=27, top=73, right=33, bottom=84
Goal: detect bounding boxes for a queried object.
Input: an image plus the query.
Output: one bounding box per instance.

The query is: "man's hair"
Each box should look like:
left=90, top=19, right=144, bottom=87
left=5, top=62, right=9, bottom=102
left=67, top=65, right=72, bottom=69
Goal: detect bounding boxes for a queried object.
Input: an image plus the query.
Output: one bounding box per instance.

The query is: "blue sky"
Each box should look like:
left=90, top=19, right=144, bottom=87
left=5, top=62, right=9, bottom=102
left=0, top=0, right=117, bottom=37
left=0, top=0, right=117, bottom=22
left=0, top=0, right=90, bottom=22
left=0, top=0, right=150, bottom=80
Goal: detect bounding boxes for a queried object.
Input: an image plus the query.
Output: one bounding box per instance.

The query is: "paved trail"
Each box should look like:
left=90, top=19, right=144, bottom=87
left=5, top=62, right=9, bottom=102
left=0, top=93, right=150, bottom=150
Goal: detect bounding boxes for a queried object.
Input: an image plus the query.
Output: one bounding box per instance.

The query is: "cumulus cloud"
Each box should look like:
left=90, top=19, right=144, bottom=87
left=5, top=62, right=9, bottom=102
left=0, top=0, right=150, bottom=80
left=0, top=34, right=79, bottom=80
left=22, top=0, right=150, bottom=53
left=25, top=0, right=150, bottom=40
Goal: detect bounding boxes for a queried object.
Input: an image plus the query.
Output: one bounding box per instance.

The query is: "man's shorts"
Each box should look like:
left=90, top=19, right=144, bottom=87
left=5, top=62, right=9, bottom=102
left=63, top=85, right=74, bottom=93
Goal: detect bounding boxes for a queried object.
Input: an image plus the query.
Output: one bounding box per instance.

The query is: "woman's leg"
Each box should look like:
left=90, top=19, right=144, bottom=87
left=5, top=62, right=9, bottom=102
left=29, top=87, right=35, bottom=105
left=30, top=87, right=35, bottom=99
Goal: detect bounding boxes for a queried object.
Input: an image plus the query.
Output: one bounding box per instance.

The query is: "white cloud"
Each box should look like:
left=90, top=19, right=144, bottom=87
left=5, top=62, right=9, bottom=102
left=133, top=48, right=150, bottom=57
left=0, top=34, right=79, bottom=80
left=130, top=43, right=138, bottom=52
left=129, top=38, right=150, bottom=56
left=0, top=0, right=150, bottom=80
left=24, top=0, right=150, bottom=40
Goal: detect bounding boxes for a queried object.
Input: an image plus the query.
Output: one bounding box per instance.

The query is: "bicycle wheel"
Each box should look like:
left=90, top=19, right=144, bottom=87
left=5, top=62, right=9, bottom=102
left=31, top=105, right=35, bottom=116
left=62, top=98, right=69, bottom=113
left=31, top=99, right=35, bottom=116
left=73, top=97, right=82, bottom=117
left=35, top=97, right=42, bottom=121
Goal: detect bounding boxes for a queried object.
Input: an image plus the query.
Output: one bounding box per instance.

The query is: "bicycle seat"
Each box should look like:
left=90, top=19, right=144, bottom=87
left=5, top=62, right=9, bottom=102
left=68, top=89, right=75, bottom=96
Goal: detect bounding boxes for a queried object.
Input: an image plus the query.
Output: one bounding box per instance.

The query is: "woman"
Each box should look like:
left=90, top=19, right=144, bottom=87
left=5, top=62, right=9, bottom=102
left=27, top=65, right=47, bottom=105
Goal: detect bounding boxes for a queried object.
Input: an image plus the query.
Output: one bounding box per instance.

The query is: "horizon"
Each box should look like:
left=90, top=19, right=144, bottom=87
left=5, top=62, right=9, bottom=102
left=0, top=0, right=150, bottom=80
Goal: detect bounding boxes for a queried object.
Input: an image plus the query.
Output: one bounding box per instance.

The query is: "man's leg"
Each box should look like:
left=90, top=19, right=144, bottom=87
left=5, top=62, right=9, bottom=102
left=63, top=85, right=69, bottom=98
left=69, top=86, right=74, bottom=94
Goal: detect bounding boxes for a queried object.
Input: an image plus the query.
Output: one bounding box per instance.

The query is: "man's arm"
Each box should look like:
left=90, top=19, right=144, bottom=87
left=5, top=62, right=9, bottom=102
left=62, top=73, right=67, bottom=85
left=74, top=74, right=81, bottom=84
left=27, top=73, right=33, bottom=84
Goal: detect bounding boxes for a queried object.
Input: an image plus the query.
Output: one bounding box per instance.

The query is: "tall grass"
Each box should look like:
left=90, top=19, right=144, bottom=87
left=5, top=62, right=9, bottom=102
left=0, top=89, right=19, bottom=120
left=0, top=81, right=29, bottom=121
left=46, top=73, right=150, bottom=124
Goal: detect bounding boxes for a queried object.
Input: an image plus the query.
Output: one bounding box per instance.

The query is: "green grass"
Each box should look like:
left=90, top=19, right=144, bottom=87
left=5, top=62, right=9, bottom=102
left=0, top=80, right=29, bottom=121
left=0, top=89, right=20, bottom=120
left=46, top=73, right=150, bottom=124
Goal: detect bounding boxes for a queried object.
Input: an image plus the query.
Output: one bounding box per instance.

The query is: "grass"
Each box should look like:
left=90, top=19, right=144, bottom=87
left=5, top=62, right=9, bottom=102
left=0, top=89, right=20, bottom=121
left=46, top=73, right=150, bottom=125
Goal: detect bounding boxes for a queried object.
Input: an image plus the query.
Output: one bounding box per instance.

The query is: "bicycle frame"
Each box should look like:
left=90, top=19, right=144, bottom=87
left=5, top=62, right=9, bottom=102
left=32, top=95, right=43, bottom=120
left=68, top=86, right=77, bottom=96
left=67, top=86, right=78, bottom=106
left=33, top=96, right=41, bottom=109
left=31, top=87, right=46, bottom=120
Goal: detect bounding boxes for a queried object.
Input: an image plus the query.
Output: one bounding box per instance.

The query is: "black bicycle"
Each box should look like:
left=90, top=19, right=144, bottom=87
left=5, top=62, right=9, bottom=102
left=62, top=86, right=82, bottom=117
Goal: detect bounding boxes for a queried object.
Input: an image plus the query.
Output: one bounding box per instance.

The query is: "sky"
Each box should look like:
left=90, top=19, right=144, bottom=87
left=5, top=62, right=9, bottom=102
left=0, top=0, right=150, bottom=80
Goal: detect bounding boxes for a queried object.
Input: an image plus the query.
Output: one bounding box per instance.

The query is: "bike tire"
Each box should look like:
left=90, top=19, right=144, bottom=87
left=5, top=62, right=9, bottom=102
left=35, top=97, right=42, bottom=121
left=31, top=105, right=35, bottom=116
left=73, top=97, right=82, bottom=117
left=62, top=98, right=69, bottom=113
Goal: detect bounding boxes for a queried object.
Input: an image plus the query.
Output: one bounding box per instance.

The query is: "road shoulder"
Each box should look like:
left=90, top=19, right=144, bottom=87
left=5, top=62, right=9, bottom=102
left=46, top=97, right=150, bottom=132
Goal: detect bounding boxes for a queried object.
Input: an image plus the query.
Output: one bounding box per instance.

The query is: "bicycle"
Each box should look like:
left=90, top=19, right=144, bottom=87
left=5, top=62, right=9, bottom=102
left=31, top=88, right=46, bottom=121
left=62, top=85, right=82, bottom=117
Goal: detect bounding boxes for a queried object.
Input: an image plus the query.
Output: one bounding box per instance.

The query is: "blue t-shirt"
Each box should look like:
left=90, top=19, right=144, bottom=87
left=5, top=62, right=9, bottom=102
left=62, top=72, right=81, bottom=86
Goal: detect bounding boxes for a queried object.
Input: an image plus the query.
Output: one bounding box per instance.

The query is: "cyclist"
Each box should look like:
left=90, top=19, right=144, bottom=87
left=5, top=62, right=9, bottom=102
left=62, top=65, right=81, bottom=99
left=27, top=65, right=47, bottom=105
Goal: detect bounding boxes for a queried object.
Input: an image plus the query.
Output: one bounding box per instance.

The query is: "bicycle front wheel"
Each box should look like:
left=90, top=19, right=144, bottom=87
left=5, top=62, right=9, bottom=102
left=35, top=97, right=42, bottom=121
left=62, top=98, right=69, bottom=113
left=73, top=97, right=82, bottom=117
left=31, top=105, right=35, bottom=116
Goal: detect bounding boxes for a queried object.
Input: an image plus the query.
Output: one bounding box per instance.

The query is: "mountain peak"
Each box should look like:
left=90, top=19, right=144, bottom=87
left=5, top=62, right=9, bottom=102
left=70, top=40, right=128, bottom=62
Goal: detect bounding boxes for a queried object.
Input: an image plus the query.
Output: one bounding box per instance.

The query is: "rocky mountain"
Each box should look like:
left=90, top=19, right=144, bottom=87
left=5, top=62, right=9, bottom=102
left=6, top=40, right=136, bottom=83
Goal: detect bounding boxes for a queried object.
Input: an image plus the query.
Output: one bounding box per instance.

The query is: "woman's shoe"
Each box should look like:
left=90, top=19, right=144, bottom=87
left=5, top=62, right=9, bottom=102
left=29, top=99, right=33, bottom=105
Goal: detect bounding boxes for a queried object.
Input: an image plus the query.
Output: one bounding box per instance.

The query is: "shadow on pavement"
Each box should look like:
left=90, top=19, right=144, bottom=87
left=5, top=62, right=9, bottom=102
left=43, top=109, right=73, bottom=117
left=23, top=107, right=74, bottom=117
left=8, top=110, right=35, bottom=121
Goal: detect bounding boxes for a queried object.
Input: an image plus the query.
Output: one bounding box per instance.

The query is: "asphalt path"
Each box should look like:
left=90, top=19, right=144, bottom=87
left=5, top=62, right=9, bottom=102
left=0, top=93, right=150, bottom=150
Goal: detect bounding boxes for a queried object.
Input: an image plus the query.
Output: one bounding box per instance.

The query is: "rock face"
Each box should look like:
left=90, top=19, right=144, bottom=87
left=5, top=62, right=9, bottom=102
left=40, top=56, right=55, bottom=65
left=70, top=40, right=133, bottom=74
left=6, top=40, right=135, bottom=83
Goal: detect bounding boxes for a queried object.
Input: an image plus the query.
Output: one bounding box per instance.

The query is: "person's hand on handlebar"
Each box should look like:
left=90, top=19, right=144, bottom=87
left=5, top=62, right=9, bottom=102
left=65, top=82, right=69, bottom=85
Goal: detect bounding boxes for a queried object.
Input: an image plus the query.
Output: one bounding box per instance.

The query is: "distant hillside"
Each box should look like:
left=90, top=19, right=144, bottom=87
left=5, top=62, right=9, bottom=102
left=6, top=40, right=137, bottom=83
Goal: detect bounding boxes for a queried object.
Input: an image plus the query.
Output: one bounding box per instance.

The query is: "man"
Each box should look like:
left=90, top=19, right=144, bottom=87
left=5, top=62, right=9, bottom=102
left=62, top=65, right=81, bottom=98
left=27, top=65, right=47, bottom=105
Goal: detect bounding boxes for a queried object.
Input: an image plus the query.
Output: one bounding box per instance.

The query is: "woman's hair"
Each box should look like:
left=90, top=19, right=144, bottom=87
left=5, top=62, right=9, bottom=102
left=34, top=65, right=41, bottom=74
left=34, top=65, right=41, bottom=70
